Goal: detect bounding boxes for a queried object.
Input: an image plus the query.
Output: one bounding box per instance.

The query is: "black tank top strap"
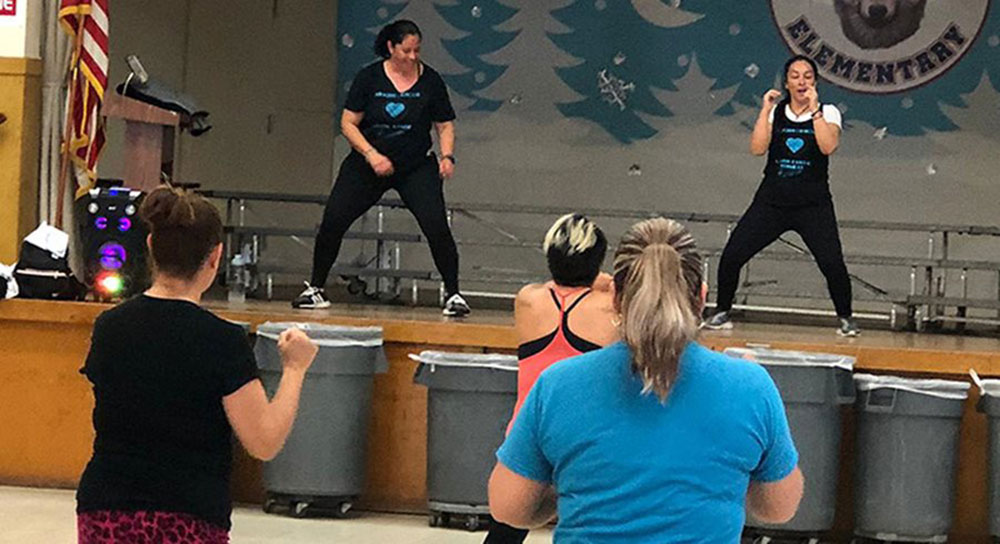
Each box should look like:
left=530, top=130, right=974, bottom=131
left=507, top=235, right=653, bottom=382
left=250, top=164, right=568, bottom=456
left=560, top=289, right=602, bottom=353
left=548, top=287, right=563, bottom=311
left=563, top=288, right=592, bottom=314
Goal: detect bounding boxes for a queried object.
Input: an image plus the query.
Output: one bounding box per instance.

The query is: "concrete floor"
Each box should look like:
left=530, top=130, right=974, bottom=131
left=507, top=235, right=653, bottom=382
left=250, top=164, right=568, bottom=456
left=0, top=486, right=554, bottom=544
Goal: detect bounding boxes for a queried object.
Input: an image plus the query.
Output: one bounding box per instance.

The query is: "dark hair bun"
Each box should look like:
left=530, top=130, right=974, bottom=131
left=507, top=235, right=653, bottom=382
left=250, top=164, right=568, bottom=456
left=140, top=187, right=195, bottom=231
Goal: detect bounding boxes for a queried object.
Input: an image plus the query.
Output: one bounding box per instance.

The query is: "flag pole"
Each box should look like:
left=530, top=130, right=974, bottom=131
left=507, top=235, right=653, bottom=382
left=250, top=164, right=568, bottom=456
left=55, top=12, right=86, bottom=230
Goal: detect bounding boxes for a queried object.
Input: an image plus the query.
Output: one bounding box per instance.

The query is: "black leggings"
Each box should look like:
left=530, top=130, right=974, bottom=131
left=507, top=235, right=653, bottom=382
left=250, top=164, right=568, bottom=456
left=483, top=521, right=529, bottom=544
left=716, top=198, right=853, bottom=318
left=310, top=152, right=460, bottom=295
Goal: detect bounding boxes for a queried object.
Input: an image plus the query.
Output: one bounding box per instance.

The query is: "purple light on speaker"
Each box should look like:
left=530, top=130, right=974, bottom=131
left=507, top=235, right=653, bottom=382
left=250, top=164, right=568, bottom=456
left=98, top=242, right=127, bottom=271
left=95, top=217, right=108, bottom=230
left=118, top=217, right=132, bottom=232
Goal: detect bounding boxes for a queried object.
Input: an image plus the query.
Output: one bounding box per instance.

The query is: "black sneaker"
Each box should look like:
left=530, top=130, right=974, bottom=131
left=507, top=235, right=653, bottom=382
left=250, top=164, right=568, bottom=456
left=442, top=293, right=471, bottom=317
left=837, top=317, right=861, bottom=337
left=291, top=282, right=331, bottom=309
left=702, top=310, right=733, bottom=330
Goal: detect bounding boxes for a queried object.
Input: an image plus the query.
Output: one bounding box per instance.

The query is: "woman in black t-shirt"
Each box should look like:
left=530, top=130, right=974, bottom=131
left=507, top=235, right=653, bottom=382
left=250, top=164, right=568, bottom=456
left=76, top=188, right=318, bottom=543
left=704, top=55, right=859, bottom=337
left=293, top=19, right=469, bottom=317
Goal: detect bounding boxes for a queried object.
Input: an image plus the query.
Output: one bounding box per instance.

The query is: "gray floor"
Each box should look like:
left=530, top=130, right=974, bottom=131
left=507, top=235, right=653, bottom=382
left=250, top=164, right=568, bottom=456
left=0, top=486, right=553, bottom=543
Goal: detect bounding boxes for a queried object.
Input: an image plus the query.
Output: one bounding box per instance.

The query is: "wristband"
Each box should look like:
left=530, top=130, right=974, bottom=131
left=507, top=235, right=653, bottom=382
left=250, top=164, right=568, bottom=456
left=442, top=154, right=456, bottom=164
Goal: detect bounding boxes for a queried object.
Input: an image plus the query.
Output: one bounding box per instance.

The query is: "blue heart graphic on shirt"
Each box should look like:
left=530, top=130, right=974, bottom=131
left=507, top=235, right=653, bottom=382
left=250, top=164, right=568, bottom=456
left=385, top=102, right=405, bottom=118
left=785, top=138, right=805, bottom=153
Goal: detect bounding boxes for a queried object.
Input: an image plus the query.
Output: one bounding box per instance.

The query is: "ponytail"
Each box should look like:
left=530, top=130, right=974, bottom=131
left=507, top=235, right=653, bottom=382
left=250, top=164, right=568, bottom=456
left=612, top=218, right=702, bottom=402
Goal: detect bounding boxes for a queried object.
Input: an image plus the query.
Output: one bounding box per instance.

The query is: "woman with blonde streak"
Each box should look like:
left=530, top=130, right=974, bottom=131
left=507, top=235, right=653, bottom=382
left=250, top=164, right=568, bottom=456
left=488, top=217, right=804, bottom=543
left=485, top=214, right=617, bottom=544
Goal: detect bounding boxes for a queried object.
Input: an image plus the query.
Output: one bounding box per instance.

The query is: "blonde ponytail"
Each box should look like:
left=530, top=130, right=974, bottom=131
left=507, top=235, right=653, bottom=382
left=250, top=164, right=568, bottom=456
left=612, top=218, right=702, bottom=402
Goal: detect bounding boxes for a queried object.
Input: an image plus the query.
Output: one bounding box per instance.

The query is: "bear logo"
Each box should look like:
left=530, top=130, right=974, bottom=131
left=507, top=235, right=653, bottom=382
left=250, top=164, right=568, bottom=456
left=833, top=0, right=928, bottom=50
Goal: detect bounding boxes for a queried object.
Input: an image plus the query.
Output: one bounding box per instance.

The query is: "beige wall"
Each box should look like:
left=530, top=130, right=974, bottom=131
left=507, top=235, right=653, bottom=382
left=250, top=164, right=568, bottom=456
left=0, top=0, right=42, bottom=58
left=101, top=0, right=339, bottom=197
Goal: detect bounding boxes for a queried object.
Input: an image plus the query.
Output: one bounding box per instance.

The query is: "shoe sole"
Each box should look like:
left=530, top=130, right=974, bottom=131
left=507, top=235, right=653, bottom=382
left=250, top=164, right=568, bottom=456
left=292, top=301, right=331, bottom=309
left=836, top=330, right=860, bottom=337
left=702, top=322, right=734, bottom=330
left=442, top=308, right=470, bottom=317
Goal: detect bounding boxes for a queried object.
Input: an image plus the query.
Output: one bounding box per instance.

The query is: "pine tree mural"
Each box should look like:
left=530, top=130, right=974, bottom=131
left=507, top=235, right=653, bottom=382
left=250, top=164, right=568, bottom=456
left=472, top=0, right=585, bottom=121
left=335, top=1, right=408, bottom=108
left=550, top=0, right=692, bottom=143
left=436, top=0, right=519, bottom=111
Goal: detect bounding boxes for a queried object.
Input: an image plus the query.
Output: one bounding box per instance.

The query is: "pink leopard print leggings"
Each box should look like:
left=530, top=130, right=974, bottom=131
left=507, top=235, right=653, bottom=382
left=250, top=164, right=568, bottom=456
left=77, top=510, right=230, bottom=544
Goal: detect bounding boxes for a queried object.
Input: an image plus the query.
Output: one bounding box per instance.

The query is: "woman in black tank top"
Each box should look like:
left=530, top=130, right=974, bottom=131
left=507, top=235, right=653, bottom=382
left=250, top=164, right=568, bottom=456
left=704, top=55, right=859, bottom=338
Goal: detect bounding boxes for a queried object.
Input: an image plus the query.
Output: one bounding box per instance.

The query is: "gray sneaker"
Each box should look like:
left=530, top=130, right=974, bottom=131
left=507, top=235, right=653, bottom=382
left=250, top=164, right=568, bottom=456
left=442, top=293, right=471, bottom=317
left=837, top=317, right=861, bottom=337
left=703, top=311, right=733, bottom=330
left=291, top=282, right=331, bottom=309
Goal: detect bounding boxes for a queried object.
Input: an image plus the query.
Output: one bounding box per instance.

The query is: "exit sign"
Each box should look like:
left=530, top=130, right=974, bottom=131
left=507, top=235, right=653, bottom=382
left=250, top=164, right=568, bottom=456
left=0, top=0, right=16, bottom=17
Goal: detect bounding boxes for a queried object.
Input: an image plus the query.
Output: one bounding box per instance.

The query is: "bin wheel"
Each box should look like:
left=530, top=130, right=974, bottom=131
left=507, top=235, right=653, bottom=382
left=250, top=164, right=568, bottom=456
left=464, top=515, right=480, bottom=531
left=346, top=277, right=367, bottom=296
left=428, top=512, right=444, bottom=527
left=334, top=501, right=353, bottom=518
left=291, top=501, right=310, bottom=518
left=262, top=498, right=278, bottom=514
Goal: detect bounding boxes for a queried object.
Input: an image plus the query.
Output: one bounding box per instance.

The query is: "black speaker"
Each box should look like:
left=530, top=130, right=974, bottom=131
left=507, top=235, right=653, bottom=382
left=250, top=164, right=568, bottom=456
left=76, top=187, right=149, bottom=300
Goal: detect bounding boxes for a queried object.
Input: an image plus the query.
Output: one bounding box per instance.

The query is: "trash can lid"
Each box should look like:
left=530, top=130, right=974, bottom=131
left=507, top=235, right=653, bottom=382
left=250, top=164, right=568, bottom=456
left=724, top=347, right=854, bottom=371
left=854, top=373, right=970, bottom=400
left=970, top=369, right=1000, bottom=397
left=256, top=321, right=383, bottom=347
left=409, top=351, right=517, bottom=371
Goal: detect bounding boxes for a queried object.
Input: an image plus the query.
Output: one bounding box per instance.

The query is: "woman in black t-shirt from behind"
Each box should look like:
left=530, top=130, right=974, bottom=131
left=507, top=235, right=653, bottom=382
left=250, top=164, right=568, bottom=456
left=293, top=19, right=469, bottom=317
left=704, top=55, right=859, bottom=337
left=76, top=188, right=318, bottom=543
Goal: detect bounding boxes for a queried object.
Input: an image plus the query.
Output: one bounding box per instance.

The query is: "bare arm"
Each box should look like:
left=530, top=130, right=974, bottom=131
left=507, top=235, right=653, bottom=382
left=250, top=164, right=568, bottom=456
left=488, top=462, right=558, bottom=529
left=435, top=121, right=456, bottom=180
left=812, top=113, right=840, bottom=155
left=750, top=90, right=782, bottom=156
left=341, top=109, right=394, bottom=176
left=222, top=328, right=317, bottom=461
left=435, top=121, right=455, bottom=157
left=746, top=466, right=805, bottom=524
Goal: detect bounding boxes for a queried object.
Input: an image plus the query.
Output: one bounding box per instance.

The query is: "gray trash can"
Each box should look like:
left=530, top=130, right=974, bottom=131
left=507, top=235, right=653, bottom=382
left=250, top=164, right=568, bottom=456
left=412, top=351, right=518, bottom=531
left=975, top=375, right=1000, bottom=538
left=853, top=374, right=970, bottom=542
left=725, top=347, right=855, bottom=536
left=255, top=322, right=388, bottom=518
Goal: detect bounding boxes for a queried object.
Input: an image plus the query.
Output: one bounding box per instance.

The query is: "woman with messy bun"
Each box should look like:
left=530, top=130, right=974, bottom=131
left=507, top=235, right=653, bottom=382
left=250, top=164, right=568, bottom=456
left=76, top=188, right=318, bottom=542
left=489, top=218, right=804, bottom=542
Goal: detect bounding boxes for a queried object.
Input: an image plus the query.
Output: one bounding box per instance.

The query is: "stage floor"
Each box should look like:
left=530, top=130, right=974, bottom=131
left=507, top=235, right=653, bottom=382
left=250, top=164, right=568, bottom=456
left=198, top=298, right=1000, bottom=375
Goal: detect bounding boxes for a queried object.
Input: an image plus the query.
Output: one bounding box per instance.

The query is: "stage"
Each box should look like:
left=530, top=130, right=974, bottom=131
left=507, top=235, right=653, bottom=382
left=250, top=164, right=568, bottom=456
left=1, top=297, right=998, bottom=541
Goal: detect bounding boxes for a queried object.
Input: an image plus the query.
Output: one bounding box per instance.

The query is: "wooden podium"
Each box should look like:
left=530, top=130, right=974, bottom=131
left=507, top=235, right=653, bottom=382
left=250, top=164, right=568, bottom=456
left=102, top=93, right=180, bottom=192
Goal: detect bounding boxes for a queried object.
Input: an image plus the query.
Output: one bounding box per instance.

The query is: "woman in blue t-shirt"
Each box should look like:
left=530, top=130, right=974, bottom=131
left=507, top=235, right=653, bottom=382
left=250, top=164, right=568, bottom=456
left=704, top=55, right=859, bottom=337
left=293, top=19, right=469, bottom=317
left=488, top=217, right=804, bottom=543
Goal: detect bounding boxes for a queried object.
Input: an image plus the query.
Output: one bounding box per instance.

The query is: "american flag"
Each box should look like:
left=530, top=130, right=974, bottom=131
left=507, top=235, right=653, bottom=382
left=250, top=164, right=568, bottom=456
left=59, top=0, right=109, bottom=195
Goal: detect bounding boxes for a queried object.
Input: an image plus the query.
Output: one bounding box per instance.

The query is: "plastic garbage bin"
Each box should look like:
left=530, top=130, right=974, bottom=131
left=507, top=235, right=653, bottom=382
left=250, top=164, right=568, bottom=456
left=725, top=347, right=855, bottom=536
left=255, top=322, right=388, bottom=518
left=853, top=374, right=970, bottom=542
left=412, top=351, right=518, bottom=531
left=974, top=373, right=1000, bottom=539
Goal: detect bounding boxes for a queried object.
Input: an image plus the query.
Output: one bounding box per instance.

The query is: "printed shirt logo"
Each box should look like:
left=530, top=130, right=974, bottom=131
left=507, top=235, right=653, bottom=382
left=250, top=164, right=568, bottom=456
left=385, top=102, right=406, bottom=118
left=771, top=0, right=990, bottom=94
left=785, top=137, right=805, bottom=153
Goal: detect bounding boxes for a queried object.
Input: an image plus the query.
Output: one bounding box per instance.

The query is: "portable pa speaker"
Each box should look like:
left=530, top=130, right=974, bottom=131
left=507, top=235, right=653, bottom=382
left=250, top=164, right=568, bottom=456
left=76, top=187, right=149, bottom=300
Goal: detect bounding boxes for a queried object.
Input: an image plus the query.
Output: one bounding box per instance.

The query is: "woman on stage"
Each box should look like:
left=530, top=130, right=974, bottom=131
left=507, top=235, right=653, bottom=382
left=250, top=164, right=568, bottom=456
left=293, top=19, right=468, bottom=316
left=704, top=55, right=859, bottom=337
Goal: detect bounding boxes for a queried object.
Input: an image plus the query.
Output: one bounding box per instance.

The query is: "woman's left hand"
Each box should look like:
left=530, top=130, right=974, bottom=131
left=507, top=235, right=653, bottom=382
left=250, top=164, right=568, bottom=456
left=439, top=157, right=455, bottom=180
left=805, top=85, right=820, bottom=112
